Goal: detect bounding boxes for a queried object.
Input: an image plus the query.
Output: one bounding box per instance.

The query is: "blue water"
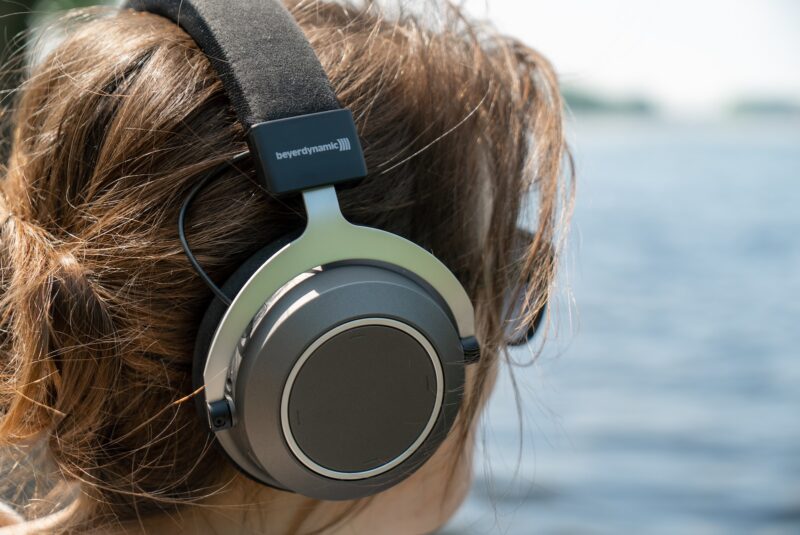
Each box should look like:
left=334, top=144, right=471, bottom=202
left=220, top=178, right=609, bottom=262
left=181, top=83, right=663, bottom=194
left=443, top=116, right=800, bottom=534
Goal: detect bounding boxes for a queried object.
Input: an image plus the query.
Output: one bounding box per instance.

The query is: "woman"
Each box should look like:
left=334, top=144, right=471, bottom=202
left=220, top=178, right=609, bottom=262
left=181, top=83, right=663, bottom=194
left=0, top=0, right=571, bottom=533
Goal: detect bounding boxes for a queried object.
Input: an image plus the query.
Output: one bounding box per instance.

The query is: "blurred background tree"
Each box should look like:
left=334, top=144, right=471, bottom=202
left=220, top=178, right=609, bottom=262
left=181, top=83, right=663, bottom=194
left=0, top=0, right=101, bottom=164
left=0, top=0, right=99, bottom=87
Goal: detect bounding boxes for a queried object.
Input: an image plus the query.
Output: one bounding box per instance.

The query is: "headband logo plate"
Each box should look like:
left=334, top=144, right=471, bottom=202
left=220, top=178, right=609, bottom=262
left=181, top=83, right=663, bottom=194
left=249, top=109, right=367, bottom=195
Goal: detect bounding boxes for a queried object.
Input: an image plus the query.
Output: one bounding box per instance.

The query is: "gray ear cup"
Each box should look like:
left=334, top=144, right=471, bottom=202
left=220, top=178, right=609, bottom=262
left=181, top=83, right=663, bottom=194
left=198, top=254, right=466, bottom=500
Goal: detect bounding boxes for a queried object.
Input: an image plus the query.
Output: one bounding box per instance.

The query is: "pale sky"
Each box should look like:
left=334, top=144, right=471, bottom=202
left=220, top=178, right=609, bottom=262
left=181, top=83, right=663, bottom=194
left=463, top=0, right=800, bottom=116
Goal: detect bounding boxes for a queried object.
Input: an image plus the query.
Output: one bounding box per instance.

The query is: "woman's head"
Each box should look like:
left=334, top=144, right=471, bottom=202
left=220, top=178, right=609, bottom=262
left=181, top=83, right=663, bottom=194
left=0, top=1, right=570, bottom=532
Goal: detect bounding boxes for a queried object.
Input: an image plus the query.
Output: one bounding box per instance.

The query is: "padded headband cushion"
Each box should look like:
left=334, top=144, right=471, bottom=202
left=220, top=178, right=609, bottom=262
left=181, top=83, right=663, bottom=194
left=125, top=0, right=340, bottom=128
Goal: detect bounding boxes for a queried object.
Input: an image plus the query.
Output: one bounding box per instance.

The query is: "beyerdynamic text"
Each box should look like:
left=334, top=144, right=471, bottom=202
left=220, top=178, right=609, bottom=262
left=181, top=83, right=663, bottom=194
left=275, top=137, right=352, bottom=160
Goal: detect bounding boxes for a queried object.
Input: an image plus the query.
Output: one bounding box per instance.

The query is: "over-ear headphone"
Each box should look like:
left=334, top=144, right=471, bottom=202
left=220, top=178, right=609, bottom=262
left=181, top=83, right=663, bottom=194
left=126, top=0, right=481, bottom=500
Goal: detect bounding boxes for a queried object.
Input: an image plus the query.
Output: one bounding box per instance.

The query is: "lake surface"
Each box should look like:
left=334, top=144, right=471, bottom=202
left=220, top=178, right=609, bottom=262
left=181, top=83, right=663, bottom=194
left=442, top=116, right=800, bottom=534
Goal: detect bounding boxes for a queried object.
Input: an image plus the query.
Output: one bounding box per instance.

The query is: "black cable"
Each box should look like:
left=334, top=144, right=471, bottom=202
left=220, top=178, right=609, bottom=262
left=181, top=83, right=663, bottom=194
left=178, top=151, right=251, bottom=307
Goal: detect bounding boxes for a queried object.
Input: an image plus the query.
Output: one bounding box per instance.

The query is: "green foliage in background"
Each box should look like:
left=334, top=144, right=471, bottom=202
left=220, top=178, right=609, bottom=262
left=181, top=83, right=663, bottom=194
left=0, top=0, right=103, bottom=159
left=561, top=87, right=656, bottom=116
left=0, top=0, right=101, bottom=62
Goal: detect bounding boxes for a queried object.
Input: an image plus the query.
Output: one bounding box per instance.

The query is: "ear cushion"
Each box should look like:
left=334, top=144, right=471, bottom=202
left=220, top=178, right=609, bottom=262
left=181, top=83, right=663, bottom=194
left=192, top=230, right=303, bottom=419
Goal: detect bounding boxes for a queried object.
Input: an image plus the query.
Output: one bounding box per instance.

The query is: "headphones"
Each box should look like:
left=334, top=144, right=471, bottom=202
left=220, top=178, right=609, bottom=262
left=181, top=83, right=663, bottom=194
left=126, top=0, right=482, bottom=501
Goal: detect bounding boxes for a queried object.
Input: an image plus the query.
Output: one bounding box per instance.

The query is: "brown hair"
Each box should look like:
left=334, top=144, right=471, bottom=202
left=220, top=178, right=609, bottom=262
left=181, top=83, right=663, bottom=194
left=0, top=1, right=572, bottom=532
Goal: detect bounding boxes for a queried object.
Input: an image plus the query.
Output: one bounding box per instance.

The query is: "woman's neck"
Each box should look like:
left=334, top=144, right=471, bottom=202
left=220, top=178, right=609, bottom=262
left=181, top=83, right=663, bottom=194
left=127, top=429, right=474, bottom=535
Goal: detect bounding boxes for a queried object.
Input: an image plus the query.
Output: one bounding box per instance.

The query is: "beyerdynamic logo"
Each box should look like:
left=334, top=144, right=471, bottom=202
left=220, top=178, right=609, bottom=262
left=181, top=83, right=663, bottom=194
left=275, top=138, right=352, bottom=160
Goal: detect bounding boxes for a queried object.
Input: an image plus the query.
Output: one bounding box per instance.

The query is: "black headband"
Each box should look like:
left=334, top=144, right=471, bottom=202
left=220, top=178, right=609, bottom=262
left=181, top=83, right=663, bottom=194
left=126, top=0, right=367, bottom=194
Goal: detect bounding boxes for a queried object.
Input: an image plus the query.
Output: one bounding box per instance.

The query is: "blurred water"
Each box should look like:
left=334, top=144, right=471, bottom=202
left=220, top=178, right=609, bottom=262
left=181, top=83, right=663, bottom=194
left=443, top=116, right=800, bottom=534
